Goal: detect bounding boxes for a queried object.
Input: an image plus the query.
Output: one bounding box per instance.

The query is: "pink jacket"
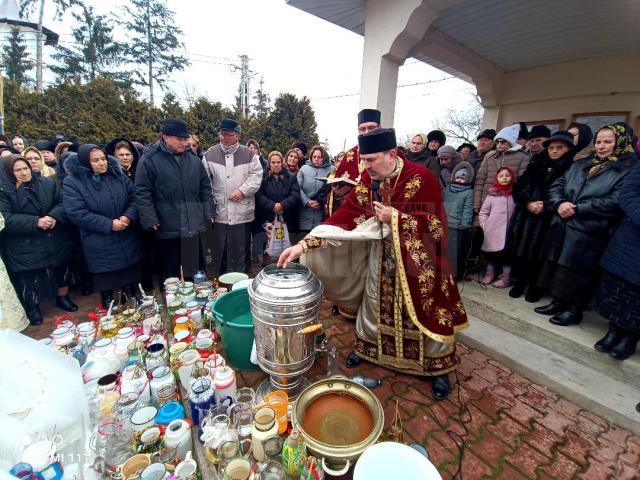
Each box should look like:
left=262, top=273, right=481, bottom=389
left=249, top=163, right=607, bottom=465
left=479, top=189, right=515, bottom=252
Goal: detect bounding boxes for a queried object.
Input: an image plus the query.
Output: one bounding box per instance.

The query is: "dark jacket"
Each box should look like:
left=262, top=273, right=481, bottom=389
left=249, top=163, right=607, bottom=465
left=544, top=153, right=636, bottom=271
left=255, top=168, right=301, bottom=228
left=63, top=145, right=142, bottom=274
left=600, top=159, right=640, bottom=286
left=407, top=149, right=440, bottom=178
left=508, top=150, right=574, bottom=262
left=0, top=175, right=72, bottom=273
left=135, top=141, right=214, bottom=239
left=467, top=149, right=492, bottom=182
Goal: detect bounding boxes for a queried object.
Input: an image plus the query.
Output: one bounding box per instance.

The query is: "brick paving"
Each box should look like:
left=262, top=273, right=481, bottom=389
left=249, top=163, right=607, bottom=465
left=24, top=292, right=640, bottom=480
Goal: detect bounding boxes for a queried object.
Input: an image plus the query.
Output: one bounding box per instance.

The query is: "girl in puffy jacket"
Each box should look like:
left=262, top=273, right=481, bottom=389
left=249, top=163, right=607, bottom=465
left=479, top=167, right=516, bottom=287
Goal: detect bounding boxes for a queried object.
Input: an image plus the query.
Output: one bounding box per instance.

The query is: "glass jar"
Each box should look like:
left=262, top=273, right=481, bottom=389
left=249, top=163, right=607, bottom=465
left=76, top=321, right=97, bottom=347
left=149, top=365, right=176, bottom=404
left=146, top=343, right=168, bottom=370
left=114, top=327, right=136, bottom=355
left=50, top=326, right=75, bottom=347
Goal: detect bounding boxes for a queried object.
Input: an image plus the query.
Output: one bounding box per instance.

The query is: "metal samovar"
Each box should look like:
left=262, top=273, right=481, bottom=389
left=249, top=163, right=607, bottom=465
left=248, top=263, right=324, bottom=400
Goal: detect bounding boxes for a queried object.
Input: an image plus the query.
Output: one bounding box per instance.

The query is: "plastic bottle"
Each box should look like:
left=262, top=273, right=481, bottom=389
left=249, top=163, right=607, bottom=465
left=213, top=365, right=236, bottom=405
left=349, top=375, right=382, bottom=388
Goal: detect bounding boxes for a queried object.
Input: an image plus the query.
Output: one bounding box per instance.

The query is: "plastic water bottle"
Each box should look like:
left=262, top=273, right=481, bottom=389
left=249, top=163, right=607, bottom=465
left=193, top=271, right=207, bottom=285
left=350, top=375, right=382, bottom=388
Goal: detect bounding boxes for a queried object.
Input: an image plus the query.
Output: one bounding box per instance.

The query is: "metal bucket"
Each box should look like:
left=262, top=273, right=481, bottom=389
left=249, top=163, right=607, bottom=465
left=248, top=263, right=324, bottom=399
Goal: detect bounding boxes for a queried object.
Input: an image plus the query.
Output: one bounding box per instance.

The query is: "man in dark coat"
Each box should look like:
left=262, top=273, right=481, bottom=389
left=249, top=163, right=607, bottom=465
left=135, top=118, right=214, bottom=283
left=467, top=129, right=496, bottom=181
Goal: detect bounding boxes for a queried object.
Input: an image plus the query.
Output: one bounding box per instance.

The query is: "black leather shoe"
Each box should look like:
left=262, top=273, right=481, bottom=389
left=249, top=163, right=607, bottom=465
left=608, top=334, right=639, bottom=360
left=432, top=374, right=451, bottom=401
left=534, top=299, right=565, bottom=315
left=100, top=291, right=114, bottom=309
left=549, top=307, right=582, bottom=326
left=56, top=295, right=78, bottom=312
left=331, top=305, right=340, bottom=316
left=508, top=284, right=525, bottom=298
left=81, top=282, right=93, bottom=296
left=524, top=287, right=543, bottom=303
left=28, top=308, right=43, bottom=326
left=594, top=323, right=624, bottom=353
left=346, top=351, right=363, bottom=368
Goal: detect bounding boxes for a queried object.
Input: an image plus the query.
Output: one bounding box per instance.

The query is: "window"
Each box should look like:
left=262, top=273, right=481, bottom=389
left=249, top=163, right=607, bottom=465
left=571, top=112, right=630, bottom=132
left=525, top=119, right=565, bottom=133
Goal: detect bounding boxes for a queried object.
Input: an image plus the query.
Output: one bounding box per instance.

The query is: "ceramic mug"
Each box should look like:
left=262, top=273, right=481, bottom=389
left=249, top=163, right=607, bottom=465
left=174, top=451, right=197, bottom=480
left=140, top=463, right=168, bottom=480
left=121, top=454, right=151, bottom=480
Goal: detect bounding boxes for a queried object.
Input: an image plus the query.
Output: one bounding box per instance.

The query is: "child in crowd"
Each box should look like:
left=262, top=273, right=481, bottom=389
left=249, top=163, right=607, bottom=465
left=479, top=166, right=516, bottom=287
left=443, top=161, right=474, bottom=279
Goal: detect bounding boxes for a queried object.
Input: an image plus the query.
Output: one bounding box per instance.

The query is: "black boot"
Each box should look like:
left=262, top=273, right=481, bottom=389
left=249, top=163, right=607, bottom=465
left=432, top=374, right=451, bottom=401
left=594, top=323, right=625, bottom=353
left=534, top=298, right=566, bottom=315
left=608, top=333, right=639, bottom=360
left=345, top=351, right=363, bottom=368
left=56, top=295, right=78, bottom=312
left=27, top=307, right=43, bottom=326
left=549, top=304, right=583, bottom=326
left=509, top=283, right=525, bottom=298
left=100, top=290, right=114, bottom=309
left=524, top=286, right=543, bottom=303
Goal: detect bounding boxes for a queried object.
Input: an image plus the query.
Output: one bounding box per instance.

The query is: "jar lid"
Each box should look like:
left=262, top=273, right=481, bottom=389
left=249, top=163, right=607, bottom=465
left=152, top=366, right=171, bottom=378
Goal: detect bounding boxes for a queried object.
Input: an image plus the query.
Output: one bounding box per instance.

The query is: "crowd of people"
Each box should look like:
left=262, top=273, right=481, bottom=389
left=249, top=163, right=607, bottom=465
left=1, top=109, right=639, bottom=367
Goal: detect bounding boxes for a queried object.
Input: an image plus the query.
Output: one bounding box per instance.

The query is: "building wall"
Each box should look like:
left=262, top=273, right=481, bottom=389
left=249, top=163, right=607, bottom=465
left=482, top=55, right=640, bottom=132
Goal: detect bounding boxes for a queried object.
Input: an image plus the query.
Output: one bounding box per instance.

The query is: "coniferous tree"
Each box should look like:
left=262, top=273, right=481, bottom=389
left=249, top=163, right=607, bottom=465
left=161, top=92, right=184, bottom=118
left=2, top=27, right=34, bottom=86
left=50, top=5, right=127, bottom=84
left=267, top=93, right=319, bottom=151
left=121, top=0, right=190, bottom=105
left=18, top=0, right=83, bottom=93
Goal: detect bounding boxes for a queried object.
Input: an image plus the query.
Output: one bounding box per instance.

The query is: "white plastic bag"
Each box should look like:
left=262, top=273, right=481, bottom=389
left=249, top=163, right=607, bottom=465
left=265, top=214, right=291, bottom=259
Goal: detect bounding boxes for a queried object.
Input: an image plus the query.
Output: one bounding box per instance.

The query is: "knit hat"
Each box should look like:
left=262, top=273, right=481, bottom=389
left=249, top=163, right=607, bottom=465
left=161, top=118, right=190, bottom=138
left=529, top=125, right=551, bottom=140
left=34, top=139, right=55, bottom=152
left=357, top=108, right=381, bottom=126
left=454, top=169, right=467, bottom=180
left=218, top=117, right=241, bottom=134
left=495, top=124, right=520, bottom=147
left=291, top=139, right=308, bottom=157
left=437, top=145, right=457, bottom=158
left=543, top=130, right=577, bottom=149
left=427, top=130, right=446, bottom=146
left=477, top=129, right=496, bottom=141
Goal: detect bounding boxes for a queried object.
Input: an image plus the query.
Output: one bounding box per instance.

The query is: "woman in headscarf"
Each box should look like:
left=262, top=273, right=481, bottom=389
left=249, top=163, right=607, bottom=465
left=535, top=125, right=637, bottom=326
left=406, top=133, right=440, bottom=177
left=567, top=122, right=594, bottom=161
left=0, top=211, right=29, bottom=331
left=105, top=137, right=140, bottom=181
left=592, top=160, right=640, bottom=359
left=22, top=146, right=56, bottom=178
left=63, top=144, right=142, bottom=308
left=0, top=155, right=76, bottom=325
left=508, top=131, right=576, bottom=302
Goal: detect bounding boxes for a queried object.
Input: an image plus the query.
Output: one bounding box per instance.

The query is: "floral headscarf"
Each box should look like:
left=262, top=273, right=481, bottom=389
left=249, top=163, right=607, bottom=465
left=589, top=124, right=635, bottom=177
left=593, top=124, right=635, bottom=163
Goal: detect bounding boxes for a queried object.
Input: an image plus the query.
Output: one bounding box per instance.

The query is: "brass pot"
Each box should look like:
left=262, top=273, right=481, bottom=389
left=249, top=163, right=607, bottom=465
left=292, top=377, right=384, bottom=475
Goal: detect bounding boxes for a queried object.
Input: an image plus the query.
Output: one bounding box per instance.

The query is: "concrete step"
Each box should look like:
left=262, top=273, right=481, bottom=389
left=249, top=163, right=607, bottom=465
left=459, top=315, right=640, bottom=435
left=460, top=281, right=640, bottom=386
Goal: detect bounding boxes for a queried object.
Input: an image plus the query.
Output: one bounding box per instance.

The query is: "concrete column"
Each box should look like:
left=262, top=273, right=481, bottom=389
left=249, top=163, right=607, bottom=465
left=360, top=0, right=444, bottom=126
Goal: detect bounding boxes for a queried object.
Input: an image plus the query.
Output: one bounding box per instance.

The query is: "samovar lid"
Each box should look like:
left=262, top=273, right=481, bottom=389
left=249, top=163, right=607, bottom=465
left=249, top=263, right=323, bottom=305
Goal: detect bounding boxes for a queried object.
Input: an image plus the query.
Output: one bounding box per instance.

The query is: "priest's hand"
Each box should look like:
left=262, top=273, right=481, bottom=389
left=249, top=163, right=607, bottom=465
left=373, top=201, right=392, bottom=224
left=278, top=244, right=304, bottom=268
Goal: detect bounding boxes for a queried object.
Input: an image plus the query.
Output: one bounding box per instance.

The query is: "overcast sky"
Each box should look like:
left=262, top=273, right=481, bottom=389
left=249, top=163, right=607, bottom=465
left=35, top=0, right=476, bottom=152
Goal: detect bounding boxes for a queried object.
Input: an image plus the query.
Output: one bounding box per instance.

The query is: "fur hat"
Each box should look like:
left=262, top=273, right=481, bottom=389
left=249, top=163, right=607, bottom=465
left=477, top=129, right=496, bottom=141
left=427, top=130, right=446, bottom=146
left=529, top=125, right=551, bottom=140
left=291, top=139, right=308, bottom=157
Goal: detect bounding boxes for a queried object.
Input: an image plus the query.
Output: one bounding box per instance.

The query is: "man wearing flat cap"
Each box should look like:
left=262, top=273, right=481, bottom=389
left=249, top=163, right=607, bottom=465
left=135, top=117, right=214, bottom=284
left=279, top=128, right=468, bottom=400
left=203, top=117, right=263, bottom=276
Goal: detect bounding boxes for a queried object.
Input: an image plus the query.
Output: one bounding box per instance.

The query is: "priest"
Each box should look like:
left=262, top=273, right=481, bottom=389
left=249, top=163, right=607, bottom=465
left=278, top=128, right=469, bottom=400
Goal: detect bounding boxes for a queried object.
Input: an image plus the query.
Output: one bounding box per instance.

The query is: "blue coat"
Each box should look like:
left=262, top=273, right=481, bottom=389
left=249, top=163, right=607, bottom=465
left=63, top=145, right=142, bottom=274
left=600, top=159, right=640, bottom=286
left=297, top=158, right=334, bottom=231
